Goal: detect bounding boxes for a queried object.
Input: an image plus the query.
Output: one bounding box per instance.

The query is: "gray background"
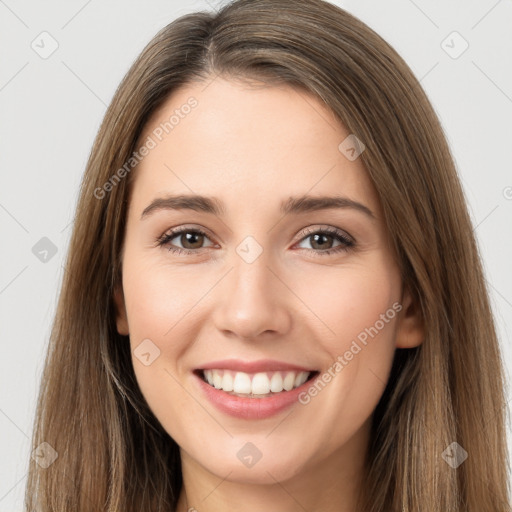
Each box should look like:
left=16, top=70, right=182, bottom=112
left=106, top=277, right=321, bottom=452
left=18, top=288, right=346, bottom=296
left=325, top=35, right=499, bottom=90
left=1, top=0, right=511, bottom=509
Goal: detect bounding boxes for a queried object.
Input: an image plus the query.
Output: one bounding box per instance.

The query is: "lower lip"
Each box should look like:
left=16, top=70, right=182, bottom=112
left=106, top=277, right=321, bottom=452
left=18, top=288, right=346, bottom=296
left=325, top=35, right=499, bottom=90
left=194, top=372, right=318, bottom=420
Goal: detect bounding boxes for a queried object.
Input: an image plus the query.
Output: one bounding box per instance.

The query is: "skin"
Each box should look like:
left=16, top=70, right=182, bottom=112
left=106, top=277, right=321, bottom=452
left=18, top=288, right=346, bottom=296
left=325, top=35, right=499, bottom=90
left=114, top=76, right=424, bottom=512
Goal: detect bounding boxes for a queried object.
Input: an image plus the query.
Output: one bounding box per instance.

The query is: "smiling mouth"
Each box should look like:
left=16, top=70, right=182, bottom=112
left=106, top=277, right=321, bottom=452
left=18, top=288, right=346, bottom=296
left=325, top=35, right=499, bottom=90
left=196, top=369, right=319, bottom=398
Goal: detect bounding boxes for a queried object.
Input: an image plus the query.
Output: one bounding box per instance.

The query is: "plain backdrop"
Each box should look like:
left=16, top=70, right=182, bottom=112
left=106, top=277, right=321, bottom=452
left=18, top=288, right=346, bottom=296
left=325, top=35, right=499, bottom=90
left=1, top=0, right=511, bottom=509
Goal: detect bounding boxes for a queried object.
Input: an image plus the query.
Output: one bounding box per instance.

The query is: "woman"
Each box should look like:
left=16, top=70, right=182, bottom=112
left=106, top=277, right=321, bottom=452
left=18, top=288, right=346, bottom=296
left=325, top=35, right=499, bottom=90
left=25, top=0, right=510, bottom=510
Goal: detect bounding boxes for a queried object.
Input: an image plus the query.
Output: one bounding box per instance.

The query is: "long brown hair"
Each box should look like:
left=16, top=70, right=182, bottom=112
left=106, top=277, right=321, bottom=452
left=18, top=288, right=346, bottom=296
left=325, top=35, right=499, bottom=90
left=25, top=0, right=510, bottom=510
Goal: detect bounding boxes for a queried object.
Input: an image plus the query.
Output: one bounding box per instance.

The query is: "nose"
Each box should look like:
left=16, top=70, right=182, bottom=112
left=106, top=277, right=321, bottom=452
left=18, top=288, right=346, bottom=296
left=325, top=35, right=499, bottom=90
left=212, top=249, right=293, bottom=341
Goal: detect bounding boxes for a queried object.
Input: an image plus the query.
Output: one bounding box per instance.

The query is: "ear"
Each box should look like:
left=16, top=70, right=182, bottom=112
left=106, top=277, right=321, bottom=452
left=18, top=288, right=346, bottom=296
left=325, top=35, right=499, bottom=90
left=113, top=284, right=129, bottom=336
left=395, top=285, right=424, bottom=348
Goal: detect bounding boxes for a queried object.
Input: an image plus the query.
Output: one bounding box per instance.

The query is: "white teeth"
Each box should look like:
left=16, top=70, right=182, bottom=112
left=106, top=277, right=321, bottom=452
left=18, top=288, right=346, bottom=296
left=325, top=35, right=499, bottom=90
left=202, top=369, right=311, bottom=396
left=212, top=370, right=223, bottom=389
left=233, top=372, right=252, bottom=394
left=270, top=372, right=284, bottom=392
left=283, top=372, right=295, bottom=391
left=221, top=372, right=233, bottom=392
left=251, top=372, right=270, bottom=394
left=294, top=371, right=308, bottom=387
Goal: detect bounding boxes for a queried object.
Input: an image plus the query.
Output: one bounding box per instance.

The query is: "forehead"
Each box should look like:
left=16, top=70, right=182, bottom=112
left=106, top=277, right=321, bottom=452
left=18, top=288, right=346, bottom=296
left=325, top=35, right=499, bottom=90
left=130, top=76, right=381, bottom=218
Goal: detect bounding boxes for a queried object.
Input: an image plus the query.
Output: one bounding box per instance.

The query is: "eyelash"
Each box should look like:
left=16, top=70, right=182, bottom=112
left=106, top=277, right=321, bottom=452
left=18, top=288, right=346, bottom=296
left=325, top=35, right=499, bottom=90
left=155, top=225, right=355, bottom=257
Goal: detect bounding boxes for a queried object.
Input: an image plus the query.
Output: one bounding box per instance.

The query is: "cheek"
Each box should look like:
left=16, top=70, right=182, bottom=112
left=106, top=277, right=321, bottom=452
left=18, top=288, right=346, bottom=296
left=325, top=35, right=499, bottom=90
left=121, top=254, right=204, bottom=417
left=122, top=253, right=205, bottom=349
left=291, top=259, right=400, bottom=354
left=288, top=259, right=400, bottom=441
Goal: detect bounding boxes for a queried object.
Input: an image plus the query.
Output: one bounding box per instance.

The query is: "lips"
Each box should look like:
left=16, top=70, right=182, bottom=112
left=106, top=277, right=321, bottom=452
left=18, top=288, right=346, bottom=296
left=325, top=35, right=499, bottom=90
left=193, top=359, right=319, bottom=419
left=199, top=359, right=315, bottom=373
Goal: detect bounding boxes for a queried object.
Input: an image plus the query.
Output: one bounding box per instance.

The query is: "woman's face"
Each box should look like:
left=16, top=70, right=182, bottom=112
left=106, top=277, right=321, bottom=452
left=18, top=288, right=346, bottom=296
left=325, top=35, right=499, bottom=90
left=114, top=76, right=422, bottom=486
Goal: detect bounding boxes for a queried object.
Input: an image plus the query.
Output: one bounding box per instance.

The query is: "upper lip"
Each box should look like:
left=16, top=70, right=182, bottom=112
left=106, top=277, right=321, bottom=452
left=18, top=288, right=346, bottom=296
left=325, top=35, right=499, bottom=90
left=197, top=359, right=317, bottom=373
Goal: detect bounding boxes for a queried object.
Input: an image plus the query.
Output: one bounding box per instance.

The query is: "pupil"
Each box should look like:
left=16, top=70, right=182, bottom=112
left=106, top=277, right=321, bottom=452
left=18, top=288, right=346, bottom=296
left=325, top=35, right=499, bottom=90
left=312, top=234, right=332, bottom=250
left=183, top=232, right=203, bottom=249
left=178, top=232, right=335, bottom=251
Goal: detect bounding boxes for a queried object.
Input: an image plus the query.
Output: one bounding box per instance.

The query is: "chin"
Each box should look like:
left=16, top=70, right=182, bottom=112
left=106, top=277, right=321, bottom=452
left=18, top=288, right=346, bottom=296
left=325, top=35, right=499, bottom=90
left=184, top=436, right=312, bottom=485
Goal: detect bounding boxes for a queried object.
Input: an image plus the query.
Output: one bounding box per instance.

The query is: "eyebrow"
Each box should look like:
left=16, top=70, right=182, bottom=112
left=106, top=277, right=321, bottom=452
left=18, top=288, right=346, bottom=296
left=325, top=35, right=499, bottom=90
left=140, top=194, right=375, bottom=220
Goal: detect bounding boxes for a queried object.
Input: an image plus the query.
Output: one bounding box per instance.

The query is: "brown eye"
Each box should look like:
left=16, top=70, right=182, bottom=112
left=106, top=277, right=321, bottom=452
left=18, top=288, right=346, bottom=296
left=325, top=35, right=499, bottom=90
left=156, top=227, right=214, bottom=254
left=296, top=227, right=354, bottom=255
left=308, top=233, right=336, bottom=250
left=179, top=231, right=205, bottom=249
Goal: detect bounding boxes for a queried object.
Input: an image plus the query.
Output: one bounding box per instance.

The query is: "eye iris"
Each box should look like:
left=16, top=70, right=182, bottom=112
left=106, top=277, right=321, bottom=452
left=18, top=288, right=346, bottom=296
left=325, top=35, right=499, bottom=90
left=169, top=230, right=344, bottom=251
left=310, top=233, right=333, bottom=250
left=181, top=232, right=204, bottom=249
